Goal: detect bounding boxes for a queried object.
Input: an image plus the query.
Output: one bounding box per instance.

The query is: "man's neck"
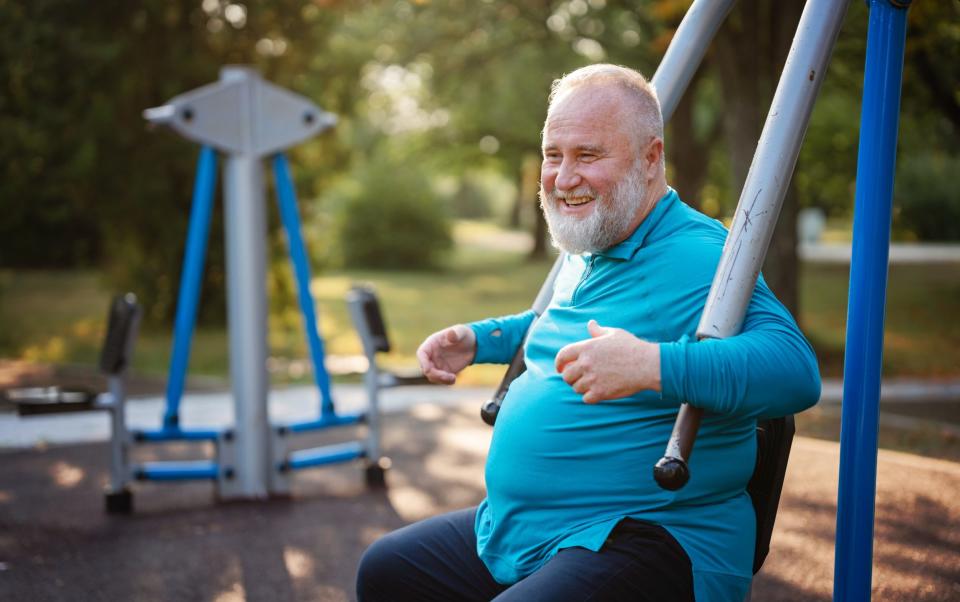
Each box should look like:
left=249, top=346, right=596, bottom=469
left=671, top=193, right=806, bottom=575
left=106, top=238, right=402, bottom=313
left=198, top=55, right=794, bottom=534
left=633, top=180, right=669, bottom=229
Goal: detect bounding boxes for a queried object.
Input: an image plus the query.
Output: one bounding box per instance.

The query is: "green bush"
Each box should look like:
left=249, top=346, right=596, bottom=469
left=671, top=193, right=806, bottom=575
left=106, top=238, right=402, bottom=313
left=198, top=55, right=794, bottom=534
left=332, top=157, right=452, bottom=269
left=894, top=154, right=960, bottom=242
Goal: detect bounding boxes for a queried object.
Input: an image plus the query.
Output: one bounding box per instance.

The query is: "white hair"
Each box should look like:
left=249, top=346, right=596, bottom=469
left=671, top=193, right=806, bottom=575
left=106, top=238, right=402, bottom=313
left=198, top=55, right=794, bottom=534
left=545, top=64, right=664, bottom=158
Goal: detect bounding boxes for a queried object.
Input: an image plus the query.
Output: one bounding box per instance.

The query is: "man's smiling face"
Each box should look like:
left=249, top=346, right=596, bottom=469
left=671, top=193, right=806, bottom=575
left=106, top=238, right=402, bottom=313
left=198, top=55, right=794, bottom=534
left=539, top=85, right=646, bottom=254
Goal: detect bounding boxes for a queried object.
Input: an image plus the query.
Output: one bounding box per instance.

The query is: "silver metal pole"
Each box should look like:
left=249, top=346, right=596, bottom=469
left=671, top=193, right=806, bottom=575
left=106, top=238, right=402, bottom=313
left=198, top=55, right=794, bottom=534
left=655, top=0, right=850, bottom=490
left=224, top=154, right=271, bottom=499
left=106, top=376, right=128, bottom=492
left=654, top=0, right=736, bottom=123
left=363, top=362, right=382, bottom=462
left=347, top=292, right=383, bottom=462
left=698, top=0, right=850, bottom=337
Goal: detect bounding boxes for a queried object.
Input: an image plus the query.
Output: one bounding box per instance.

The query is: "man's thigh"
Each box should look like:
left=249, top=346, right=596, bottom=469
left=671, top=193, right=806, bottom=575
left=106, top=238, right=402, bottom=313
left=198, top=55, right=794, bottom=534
left=494, top=519, right=695, bottom=602
left=356, top=506, right=506, bottom=602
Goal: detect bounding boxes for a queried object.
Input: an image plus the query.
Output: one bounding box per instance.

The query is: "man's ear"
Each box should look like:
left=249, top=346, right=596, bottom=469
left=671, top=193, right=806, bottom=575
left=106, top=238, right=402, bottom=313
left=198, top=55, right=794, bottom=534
left=645, top=138, right=664, bottom=176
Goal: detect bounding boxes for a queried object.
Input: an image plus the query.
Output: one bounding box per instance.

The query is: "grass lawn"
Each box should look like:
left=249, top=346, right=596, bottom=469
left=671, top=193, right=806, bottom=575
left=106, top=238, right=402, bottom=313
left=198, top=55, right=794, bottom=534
left=802, top=262, right=960, bottom=379
left=1, top=223, right=958, bottom=386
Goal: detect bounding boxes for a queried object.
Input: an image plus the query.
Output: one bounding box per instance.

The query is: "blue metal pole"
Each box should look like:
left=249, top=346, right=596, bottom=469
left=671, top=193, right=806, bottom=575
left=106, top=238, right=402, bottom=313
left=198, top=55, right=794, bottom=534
left=271, top=154, right=336, bottom=416
left=133, top=427, right=221, bottom=442
left=285, top=441, right=365, bottom=471
left=164, top=146, right=218, bottom=427
left=834, top=2, right=910, bottom=600
left=136, top=460, right=220, bottom=481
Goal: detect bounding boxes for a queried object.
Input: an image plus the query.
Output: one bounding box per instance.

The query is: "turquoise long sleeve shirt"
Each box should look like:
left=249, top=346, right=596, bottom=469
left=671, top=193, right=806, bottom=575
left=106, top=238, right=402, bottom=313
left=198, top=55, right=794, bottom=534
left=468, top=189, right=821, bottom=601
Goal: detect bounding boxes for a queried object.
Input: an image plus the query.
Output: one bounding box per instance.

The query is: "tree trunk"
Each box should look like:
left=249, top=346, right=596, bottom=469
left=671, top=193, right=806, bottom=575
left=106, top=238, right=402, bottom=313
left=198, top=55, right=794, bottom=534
left=715, top=1, right=762, bottom=203
left=521, top=153, right=550, bottom=259
left=667, top=70, right=710, bottom=210
left=508, top=177, right=523, bottom=229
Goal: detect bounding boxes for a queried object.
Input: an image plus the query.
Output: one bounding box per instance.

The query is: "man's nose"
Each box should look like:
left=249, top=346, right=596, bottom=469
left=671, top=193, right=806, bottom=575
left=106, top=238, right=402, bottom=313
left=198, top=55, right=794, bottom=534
left=554, top=159, right=582, bottom=191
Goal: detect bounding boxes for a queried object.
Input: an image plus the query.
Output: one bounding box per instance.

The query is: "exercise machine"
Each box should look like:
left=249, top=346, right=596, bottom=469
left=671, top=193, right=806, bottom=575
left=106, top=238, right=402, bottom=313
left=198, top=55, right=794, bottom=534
left=480, top=0, right=913, bottom=595
left=4, top=68, right=405, bottom=512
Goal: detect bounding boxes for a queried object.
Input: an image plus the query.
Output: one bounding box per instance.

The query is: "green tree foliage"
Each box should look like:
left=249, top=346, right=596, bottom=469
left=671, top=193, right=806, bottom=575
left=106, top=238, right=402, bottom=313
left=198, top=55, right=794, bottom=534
left=800, top=1, right=959, bottom=222
left=0, top=0, right=350, bottom=325
left=330, top=152, right=452, bottom=270
left=895, top=154, right=960, bottom=242
left=2, top=0, right=957, bottom=330
left=335, top=0, right=667, bottom=256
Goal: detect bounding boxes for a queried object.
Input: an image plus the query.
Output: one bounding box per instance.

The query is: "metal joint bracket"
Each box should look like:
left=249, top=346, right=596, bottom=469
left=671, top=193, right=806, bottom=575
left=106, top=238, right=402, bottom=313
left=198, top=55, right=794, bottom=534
left=269, top=426, right=291, bottom=495
left=144, top=66, right=336, bottom=157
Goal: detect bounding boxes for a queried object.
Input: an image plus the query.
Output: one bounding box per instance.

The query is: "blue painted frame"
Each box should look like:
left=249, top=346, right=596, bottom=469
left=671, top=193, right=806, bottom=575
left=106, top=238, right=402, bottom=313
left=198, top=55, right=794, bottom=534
left=146, top=148, right=362, bottom=482
left=164, top=146, right=218, bottom=428
left=834, top=1, right=911, bottom=599
left=272, top=153, right=337, bottom=418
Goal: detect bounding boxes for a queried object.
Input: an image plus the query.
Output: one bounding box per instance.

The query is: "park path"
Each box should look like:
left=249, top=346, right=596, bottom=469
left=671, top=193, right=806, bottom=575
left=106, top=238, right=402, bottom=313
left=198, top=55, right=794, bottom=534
left=1, top=389, right=959, bottom=601
left=2, top=379, right=959, bottom=449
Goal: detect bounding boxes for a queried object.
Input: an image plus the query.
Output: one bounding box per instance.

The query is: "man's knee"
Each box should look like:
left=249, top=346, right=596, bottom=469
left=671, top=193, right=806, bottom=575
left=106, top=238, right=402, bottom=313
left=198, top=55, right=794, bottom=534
left=356, top=534, right=404, bottom=601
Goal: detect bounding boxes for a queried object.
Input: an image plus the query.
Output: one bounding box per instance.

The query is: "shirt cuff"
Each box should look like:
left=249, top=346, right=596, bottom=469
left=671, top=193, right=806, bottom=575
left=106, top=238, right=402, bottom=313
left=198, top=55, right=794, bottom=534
left=658, top=335, right=691, bottom=407
left=468, top=310, right=535, bottom=364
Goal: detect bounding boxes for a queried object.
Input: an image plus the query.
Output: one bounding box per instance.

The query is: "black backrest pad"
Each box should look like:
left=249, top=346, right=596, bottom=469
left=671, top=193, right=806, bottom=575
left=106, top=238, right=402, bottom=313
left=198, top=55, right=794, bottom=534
left=99, top=293, right=141, bottom=375
left=748, top=415, right=795, bottom=574
left=349, top=286, right=391, bottom=353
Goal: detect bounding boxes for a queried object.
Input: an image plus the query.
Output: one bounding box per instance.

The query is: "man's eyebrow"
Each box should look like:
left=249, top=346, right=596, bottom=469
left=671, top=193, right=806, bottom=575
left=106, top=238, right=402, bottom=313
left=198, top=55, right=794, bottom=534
left=576, top=144, right=606, bottom=154
left=541, top=143, right=607, bottom=154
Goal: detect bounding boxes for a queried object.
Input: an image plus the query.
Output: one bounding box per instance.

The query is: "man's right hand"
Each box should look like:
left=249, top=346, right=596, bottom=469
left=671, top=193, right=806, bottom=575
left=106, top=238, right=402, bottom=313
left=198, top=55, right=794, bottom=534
left=416, top=324, right=477, bottom=385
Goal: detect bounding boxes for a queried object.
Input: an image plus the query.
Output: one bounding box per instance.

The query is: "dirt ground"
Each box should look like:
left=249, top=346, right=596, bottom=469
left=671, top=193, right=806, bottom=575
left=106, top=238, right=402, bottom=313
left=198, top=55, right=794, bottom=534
left=1, top=400, right=959, bottom=601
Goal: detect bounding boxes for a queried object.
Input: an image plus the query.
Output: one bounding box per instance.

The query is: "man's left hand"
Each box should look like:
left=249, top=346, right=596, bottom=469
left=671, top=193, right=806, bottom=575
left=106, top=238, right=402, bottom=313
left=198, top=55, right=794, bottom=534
left=555, top=320, right=661, bottom=404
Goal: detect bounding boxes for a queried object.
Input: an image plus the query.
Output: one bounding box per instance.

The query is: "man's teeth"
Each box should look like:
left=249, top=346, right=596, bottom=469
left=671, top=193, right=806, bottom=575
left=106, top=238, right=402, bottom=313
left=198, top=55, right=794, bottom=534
left=563, top=196, right=593, bottom=206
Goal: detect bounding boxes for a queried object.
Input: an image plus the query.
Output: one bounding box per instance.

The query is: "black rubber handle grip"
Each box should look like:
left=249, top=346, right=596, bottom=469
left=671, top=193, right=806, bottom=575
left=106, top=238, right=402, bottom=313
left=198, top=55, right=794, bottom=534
left=653, top=403, right=703, bottom=490
left=481, top=345, right=527, bottom=426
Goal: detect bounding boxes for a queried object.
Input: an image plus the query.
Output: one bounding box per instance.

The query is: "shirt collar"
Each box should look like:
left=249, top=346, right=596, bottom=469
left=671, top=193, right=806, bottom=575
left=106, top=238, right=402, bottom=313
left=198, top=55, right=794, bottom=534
left=594, top=187, right=678, bottom=260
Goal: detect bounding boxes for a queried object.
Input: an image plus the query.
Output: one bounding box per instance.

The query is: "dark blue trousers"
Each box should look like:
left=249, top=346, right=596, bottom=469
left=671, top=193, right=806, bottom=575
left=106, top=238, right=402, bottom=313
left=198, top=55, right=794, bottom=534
left=356, top=507, right=694, bottom=601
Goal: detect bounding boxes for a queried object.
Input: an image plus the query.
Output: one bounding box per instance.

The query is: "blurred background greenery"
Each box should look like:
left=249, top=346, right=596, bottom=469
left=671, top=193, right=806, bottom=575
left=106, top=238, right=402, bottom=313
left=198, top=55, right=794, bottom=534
left=0, top=0, right=958, bottom=387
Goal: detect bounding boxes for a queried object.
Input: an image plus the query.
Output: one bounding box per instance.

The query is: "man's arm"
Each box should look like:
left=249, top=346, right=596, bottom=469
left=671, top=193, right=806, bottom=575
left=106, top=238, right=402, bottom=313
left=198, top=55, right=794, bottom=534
left=417, top=309, right=537, bottom=384
left=468, top=309, right=537, bottom=365
left=555, top=282, right=820, bottom=418
left=659, top=283, right=821, bottom=419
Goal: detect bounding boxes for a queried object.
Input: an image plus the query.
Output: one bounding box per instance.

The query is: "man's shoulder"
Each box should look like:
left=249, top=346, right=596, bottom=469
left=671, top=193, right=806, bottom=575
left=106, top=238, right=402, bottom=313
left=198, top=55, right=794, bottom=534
left=648, top=199, right=727, bottom=254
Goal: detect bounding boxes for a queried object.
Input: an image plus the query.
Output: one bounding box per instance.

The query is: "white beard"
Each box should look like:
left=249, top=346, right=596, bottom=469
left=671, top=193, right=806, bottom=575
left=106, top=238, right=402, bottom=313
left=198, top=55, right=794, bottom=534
left=539, top=160, right=646, bottom=255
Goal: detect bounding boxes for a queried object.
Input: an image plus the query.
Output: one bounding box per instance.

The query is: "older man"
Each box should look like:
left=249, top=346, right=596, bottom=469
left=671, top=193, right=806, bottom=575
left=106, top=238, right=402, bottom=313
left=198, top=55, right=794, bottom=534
left=357, top=64, right=820, bottom=601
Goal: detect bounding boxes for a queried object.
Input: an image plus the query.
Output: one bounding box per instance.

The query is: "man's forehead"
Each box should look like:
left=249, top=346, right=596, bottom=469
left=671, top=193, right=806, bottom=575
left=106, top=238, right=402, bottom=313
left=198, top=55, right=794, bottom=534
left=543, top=97, right=631, bottom=149
left=549, top=83, right=630, bottom=118
left=546, top=86, right=632, bottom=129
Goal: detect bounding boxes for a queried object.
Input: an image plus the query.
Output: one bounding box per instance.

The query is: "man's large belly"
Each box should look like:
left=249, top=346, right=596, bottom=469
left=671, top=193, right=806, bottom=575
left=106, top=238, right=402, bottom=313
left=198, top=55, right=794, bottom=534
left=484, top=370, right=757, bottom=518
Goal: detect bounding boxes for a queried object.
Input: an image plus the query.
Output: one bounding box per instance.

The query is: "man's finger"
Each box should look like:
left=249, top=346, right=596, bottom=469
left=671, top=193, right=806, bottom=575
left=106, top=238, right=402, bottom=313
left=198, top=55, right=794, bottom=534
left=416, top=346, right=433, bottom=372
left=587, top=319, right=609, bottom=338
left=555, top=343, right=582, bottom=373
left=425, top=366, right=455, bottom=384
left=443, top=327, right=461, bottom=345
left=561, top=361, right=584, bottom=386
